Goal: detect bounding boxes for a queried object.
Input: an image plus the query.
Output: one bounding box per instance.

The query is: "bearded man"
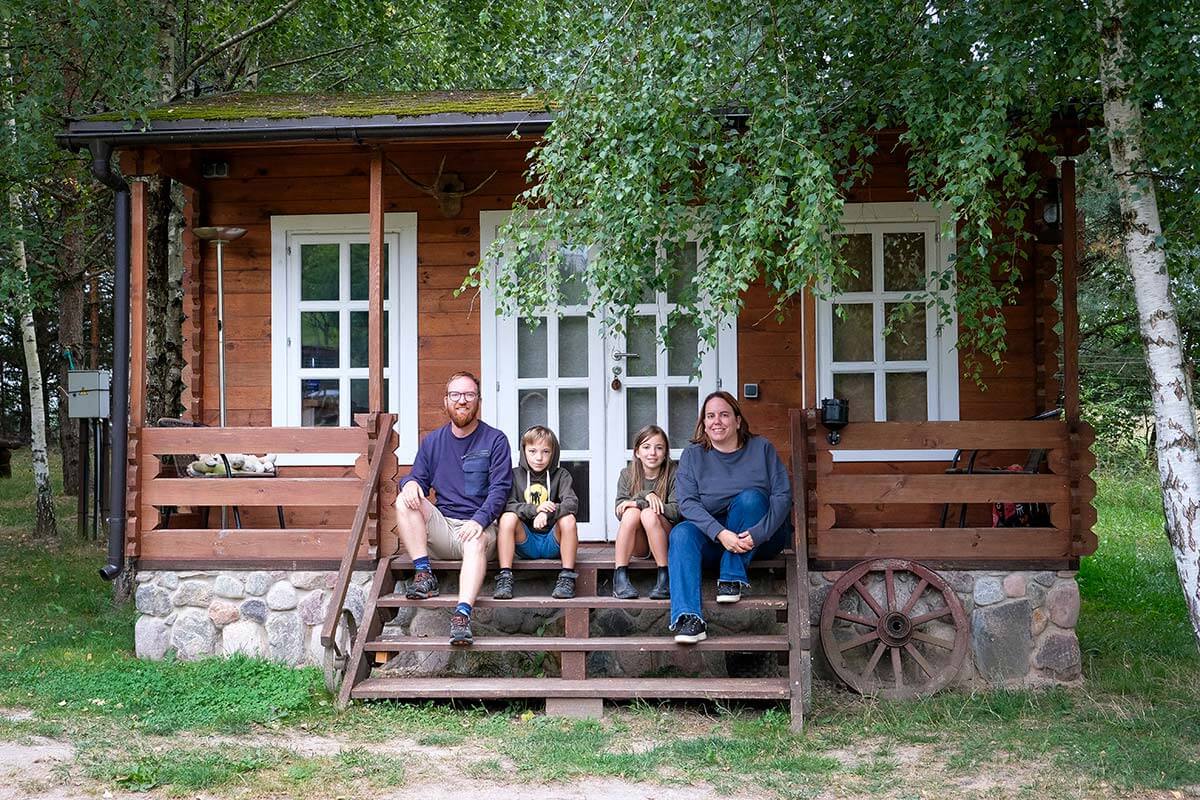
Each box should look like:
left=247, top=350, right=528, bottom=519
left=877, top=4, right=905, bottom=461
left=396, top=371, right=512, bottom=645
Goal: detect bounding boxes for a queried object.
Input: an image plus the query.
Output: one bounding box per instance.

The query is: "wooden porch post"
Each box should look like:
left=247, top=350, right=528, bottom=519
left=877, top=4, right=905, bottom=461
left=126, top=179, right=149, bottom=556
left=368, top=151, right=385, bottom=413
left=1061, top=159, right=1080, bottom=425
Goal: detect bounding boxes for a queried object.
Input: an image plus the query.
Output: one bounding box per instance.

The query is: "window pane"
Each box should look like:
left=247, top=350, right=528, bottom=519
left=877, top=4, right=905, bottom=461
left=886, top=372, right=928, bottom=421
left=300, top=311, right=339, bottom=368
left=666, top=318, right=699, bottom=376
left=558, top=246, right=588, bottom=306
left=350, top=310, right=389, bottom=368
left=300, top=243, right=340, bottom=301
left=883, top=232, right=925, bottom=292
left=884, top=303, right=927, bottom=361
left=668, top=387, right=698, bottom=446
left=559, top=388, right=589, bottom=449
left=832, top=373, right=875, bottom=422
left=626, top=387, right=657, bottom=443
left=558, top=316, right=589, bottom=378
left=836, top=234, right=873, bottom=292
left=625, top=316, right=657, bottom=377
left=667, top=242, right=697, bottom=303
left=300, top=379, right=339, bottom=427
left=349, top=242, right=390, bottom=301
left=560, top=460, right=590, bottom=524
left=831, top=304, right=873, bottom=362
left=350, top=378, right=389, bottom=417
left=517, top=317, right=548, bottom=378
left=518, top=388, right=547, bottom=433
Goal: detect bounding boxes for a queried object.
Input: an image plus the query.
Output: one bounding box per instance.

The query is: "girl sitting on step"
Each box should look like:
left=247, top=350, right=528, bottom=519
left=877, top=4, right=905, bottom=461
left=612, top=425, right=679, bottom=599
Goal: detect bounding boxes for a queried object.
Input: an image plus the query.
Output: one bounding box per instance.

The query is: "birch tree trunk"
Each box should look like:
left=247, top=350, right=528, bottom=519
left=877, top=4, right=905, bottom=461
left=1101, top=1, right=1200, bottom=648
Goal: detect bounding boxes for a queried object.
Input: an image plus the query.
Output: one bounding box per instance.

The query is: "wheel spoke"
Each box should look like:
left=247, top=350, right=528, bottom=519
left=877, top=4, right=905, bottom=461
left=838, top=629, right=881, bottom=652
left=899, top=578, right=929, bottom=616
left=852, top=579, right=885, bottom=618
left=904, top=643, right=934, bottom=678
left=909, top=606, right=952, bottom=626
left=835, top=610, right=877, bottom=627
left=885, top=568, right=896, bottom=611
left=861, top=641, right=887, bottom=683
left=891, top=645, right=904, bottom=689
left=911, top=630, right=955, bottom=650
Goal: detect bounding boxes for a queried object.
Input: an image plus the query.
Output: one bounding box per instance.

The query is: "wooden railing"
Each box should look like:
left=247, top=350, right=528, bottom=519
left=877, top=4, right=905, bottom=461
left=133, top=414, right=397, bottom=568
left=794, top=411, right=1098, bottom=568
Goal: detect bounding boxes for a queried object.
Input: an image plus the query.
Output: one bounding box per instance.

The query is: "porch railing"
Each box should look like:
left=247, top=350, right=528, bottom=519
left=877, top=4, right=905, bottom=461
left=795, top=411, right=1097, bottom=568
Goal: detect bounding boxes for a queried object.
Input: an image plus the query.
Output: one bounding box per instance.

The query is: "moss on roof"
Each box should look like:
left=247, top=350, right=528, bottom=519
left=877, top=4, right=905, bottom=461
left=85, top=90, right=552, bottom=123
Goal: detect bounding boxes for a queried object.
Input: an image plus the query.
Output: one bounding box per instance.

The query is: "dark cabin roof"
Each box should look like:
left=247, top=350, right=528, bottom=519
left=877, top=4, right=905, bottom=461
left=57, top=90, right=554, bottom=149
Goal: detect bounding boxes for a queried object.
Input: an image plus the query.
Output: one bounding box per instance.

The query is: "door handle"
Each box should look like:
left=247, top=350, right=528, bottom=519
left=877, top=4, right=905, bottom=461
left=612, top=351, right=640, bottom=360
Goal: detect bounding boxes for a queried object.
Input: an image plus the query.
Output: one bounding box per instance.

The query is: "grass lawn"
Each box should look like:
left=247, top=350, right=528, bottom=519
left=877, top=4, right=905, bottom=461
left=0, top=451, right=1197, bottom=798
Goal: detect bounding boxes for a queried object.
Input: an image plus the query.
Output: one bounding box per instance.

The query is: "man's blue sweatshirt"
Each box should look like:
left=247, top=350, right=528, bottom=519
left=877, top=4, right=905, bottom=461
left=399, top=421, right=512, bottom=528
left=675, top=435, right=792, bottom=545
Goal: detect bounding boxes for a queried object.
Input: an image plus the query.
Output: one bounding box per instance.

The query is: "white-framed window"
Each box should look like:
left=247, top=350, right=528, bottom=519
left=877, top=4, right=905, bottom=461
left=270, top=213, right=418, bottom=464
left=817, top=203, right=959, bottom=461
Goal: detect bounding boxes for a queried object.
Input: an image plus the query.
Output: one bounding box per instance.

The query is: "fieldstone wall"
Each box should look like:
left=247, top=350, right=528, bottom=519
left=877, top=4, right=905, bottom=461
left=133, top=569, right=373, bottom=666
left=809, top=568, right=1083, bottom=686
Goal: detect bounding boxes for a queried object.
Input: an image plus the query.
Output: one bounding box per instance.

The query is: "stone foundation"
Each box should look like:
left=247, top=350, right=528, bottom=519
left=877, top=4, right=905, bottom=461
left=133, top=569, right=373, bottom=666
left=131, top=566, right=1082, bottom=689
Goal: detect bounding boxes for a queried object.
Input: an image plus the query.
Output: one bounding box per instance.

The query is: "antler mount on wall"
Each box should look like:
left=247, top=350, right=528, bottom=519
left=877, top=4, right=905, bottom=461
left=387, top=155, right=497, bottom=219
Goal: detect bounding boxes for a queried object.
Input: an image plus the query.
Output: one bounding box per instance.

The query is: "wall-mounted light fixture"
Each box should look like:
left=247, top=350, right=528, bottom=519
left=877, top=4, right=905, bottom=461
left=1036, top=177, right=1062, bottom=244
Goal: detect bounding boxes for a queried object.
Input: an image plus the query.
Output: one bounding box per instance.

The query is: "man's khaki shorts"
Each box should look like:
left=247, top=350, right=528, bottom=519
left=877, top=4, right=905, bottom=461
left=424, top=503, right=498, bottom=560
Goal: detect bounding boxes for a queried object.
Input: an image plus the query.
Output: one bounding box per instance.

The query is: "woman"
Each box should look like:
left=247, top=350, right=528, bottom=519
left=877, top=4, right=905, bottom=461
left=668, top=391, right=792, bottom=643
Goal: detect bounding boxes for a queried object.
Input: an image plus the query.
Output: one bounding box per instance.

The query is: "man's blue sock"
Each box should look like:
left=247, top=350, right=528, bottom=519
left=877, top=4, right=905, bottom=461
left=455, top=601, right=472, bottom=618
left=413, top=555, right=430, bottom=573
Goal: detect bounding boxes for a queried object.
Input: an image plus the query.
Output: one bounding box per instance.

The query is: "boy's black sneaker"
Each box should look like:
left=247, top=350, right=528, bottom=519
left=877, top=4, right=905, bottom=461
left=552, top=569, right=577, bottom=599
left=493, top=571, right=515, bottom=600
left=716, top=580, right=741, bottom=603
left=449, top=612, right=473, bottom=645
left=405, top=570, right=439, bottom=599
left=673, top=614, right=707, bottom=644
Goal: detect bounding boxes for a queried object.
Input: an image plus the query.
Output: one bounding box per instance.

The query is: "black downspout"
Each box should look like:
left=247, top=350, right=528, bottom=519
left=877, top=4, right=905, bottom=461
left=88, top=141, right=129, bottom=581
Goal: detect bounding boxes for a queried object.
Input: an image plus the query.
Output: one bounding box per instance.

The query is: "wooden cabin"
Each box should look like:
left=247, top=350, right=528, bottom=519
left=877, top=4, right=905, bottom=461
left=60, top=91, right=1096, bottom=729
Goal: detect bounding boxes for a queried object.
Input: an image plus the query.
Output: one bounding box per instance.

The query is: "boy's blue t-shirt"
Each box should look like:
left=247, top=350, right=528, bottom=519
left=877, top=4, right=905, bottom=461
left=399, top=421, right=513, bottom=528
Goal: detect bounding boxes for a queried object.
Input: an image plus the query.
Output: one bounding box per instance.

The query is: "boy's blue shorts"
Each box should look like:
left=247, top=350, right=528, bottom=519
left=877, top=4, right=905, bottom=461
left=515, top=524, right=562, bottom=560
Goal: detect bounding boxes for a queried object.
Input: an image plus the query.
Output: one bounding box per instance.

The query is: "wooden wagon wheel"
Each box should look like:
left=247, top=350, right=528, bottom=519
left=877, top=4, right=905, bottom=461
left=819, top=559, right=968, bottom=699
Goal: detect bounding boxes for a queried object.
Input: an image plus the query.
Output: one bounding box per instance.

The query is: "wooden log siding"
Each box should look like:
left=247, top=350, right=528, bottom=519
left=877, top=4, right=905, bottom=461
left=798, top=412, right=1098, bottom=566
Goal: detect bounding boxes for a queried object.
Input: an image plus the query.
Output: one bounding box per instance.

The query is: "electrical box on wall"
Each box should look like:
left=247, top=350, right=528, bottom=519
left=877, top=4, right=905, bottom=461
left=743, top=383, right=760, bottom=399
left=67, top=370, right=112, bottom=419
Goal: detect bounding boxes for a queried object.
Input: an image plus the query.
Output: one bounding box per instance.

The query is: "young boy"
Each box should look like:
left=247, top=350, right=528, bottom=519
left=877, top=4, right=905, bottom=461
left=493, top=426, right=579, bottom=600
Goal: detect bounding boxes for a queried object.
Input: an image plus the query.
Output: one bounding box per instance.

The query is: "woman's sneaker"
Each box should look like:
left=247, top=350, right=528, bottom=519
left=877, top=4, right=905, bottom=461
left=492, top=571, right=515, bottom=600
left=716, top=580, right=741, bottom=603
left=673, top=614, right=707, bottom=644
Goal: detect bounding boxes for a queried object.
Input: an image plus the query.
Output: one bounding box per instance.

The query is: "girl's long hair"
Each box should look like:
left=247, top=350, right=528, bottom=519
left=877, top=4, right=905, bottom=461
left=629, top=424, right=672, bottom=496
left=690, top=390, right=752, bottom=449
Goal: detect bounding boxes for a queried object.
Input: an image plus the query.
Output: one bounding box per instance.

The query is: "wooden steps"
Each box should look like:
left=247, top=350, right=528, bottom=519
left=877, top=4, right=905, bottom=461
left=352, top=676, right=791, bottom=700
left=375, top=593, right=787, bottom=611
left=390, top=552, right=787, bottom=571
left=366, top=633, right=793, bottom=652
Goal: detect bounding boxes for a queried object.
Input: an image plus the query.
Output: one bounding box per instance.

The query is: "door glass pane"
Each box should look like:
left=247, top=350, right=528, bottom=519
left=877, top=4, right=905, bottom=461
left=666, top=317, right=699, bottom=376
left=350, top=378, right=389, bottom=417
left=518, top=388, right=547, bottom=433
left=300, top=379, right=339, bottom=426
left=350, top=310, right=389, bottom=368
left=300, top=244, right=339, bottom=301
left=886, top=372, right=928, bottom=421
left=558, top=316, right=589, bottom=378
left=831, top=304, right=873, bottom=362
left=626, top=387, right=657, bottom=442
left=667, top=387, right=699, bottom=446
left=558, top=246, right=588, bottom=306
left=517, top=317, right=548, bottom=378
left=832, top=373, right=875, bottom=422
left=560, top=460, right=590, bottom=524
left=667, top=242, right=697, bottom=303
left=884, top=303, right=927, bottom=361
left=559, top=388, right=589, bottom=449
left=300, top=311, right=339, bottom=368
left=625, top=316, right=657, bottom=377
left=883, top=232, right=925, bottom=292
left=350, top=242, right=390, bottom=301
left=835, top=234, right=873, bottom=292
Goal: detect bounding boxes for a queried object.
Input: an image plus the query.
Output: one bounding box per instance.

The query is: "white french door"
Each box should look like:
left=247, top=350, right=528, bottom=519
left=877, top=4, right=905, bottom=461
left=480, top=212, right=735, bottom=540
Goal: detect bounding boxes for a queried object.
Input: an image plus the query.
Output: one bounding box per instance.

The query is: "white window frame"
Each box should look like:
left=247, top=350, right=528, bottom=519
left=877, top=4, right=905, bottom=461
left=270, top=213, right=418, bottom=465
left=817, top=202, right=959, bottom=462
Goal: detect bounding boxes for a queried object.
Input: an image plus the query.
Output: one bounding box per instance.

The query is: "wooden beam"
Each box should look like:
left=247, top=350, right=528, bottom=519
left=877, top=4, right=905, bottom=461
left=1061, top=159, right=1080, bottom=425
left=814, top=420, right=1068, bottom=451
left=814, top=528, right=1072, bottom=560
left=140, top=528, right=366, bottom=561
left=129, top=180, right=149, bottom=430
left=140, top=425, right=369, bottom=454
left=368, top=150, right=385, bottom=413
left=142, top=477, right=363, bottom=506
left=816, top=473, right=1070, bottom=504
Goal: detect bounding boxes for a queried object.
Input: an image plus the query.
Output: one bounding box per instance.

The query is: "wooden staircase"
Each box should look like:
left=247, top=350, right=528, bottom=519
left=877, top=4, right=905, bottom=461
left=321, top=413, right=812, bottom=731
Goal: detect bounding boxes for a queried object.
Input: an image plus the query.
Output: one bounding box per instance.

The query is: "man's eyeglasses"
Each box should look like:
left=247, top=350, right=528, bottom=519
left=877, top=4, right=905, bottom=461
left=446, top=391, right=478, bottom=403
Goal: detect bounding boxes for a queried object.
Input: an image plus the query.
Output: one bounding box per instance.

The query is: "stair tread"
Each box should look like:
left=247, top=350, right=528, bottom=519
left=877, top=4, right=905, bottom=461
left=366, top=633, right=791, bottom=652
left=389, top=546, right=791, bottom=572
left=351, top=676, right=792, bottom=700
left=375, top=594, right=787, bottom=610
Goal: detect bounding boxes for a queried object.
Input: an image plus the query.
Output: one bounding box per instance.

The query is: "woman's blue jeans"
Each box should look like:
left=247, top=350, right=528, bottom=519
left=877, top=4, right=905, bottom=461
left=668, top=488, right=790, bottom=627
